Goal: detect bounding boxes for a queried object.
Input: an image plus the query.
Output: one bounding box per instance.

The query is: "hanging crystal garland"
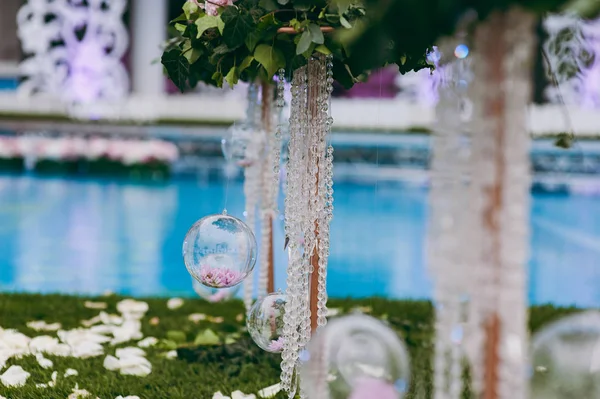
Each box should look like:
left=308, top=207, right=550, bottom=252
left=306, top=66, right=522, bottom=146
left=281, top=53, right=334, bottom=398
left=428, top=41, right=476, bottom=399
left=468, top=8, right=536, bottom=399
left=239, top=82, right=263, bottom=312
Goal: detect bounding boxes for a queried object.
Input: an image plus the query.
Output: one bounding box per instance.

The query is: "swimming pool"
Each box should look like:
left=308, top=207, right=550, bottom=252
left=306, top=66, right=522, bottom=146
left=0, top=172, right=598, bottom=308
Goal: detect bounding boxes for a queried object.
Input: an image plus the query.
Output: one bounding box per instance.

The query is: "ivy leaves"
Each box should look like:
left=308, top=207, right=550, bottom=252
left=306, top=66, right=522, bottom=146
left=221, top=7, right=255, bottom=49
left=161, top=0, right=368, bottom=91
left=162, top=49, right=189, bottom=92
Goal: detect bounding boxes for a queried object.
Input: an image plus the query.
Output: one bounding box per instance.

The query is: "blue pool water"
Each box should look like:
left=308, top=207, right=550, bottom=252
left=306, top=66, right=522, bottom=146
left=0, top=173, right=599, bottom=307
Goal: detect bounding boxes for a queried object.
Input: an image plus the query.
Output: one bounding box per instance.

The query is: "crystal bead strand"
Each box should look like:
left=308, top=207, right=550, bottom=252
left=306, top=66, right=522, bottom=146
left=316, top=54, right=334, bottom=329
left=243, top=82, right=261, bottom=313
left=469, top=9, right=535, bottom=399
left=281, top=65, right=307, bottom=395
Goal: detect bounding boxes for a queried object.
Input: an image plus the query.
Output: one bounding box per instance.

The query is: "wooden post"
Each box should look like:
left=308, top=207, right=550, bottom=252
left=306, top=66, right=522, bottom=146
left=261, top=81, right=275, bottom=294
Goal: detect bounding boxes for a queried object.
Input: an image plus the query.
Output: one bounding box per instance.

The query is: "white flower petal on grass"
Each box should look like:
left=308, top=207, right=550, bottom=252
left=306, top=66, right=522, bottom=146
left=84, top=301, right=107, bottom=310
left=59, top=329, right=112, bottom=346
left=116, top=299, right=148, bottom=320
left=326, top=308, right=342, bottom=317
left=29, top=336, right=71, bottom=356
left=64, top=368, right=79, bottom=378
left=116, top=347, right=145, bottom=358
left=188, top=313, right=207, bottom=323
left=258, top=383, right=281, bottom=398
left=167, top=298, right=184, bottom=310
left=0, top=365, right=30, bottom=387
left=231, top=390, right=256, bottom=399
left=81, top=315, right=103, bottom=327
left=137, top=337, right=158, bottom=348
left=36, top=383, right=48, bottom=388
left=164, top=350, right=177, bottom=359
left=68, top=386, right=93, bottom=399
left=110, top=320, right=143, bottom=345
left=104, top=355, right=121, bottom=371
left=71, top=341, right=104, bottom=359
left=35, top=353, right=53, bottom=369
left=90, top=324, right=114, bottom=335
left=100, top=312, right=123, bottom=326
left=115, top=396, right=141, bottom=399
left=0, top=329, right=31, bottom=352
left=27, top=320, right=62, bottom=331
left=212, top=392, right=231, bottom=399
left=119, top=362, right=152, bottom=377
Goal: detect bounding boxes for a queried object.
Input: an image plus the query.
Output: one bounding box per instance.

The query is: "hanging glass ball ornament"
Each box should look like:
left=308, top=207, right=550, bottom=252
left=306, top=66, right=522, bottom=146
left=192, top=277, right=239, bottom=302
left=530, top=311, right=600, bottom=399
left=247, top=292, right=286, bottom=353
left=182, top=213, right=257, bottom=289
left=221, top=123, right=265, bottom=167
left=300, top=314, right=410, bottom=399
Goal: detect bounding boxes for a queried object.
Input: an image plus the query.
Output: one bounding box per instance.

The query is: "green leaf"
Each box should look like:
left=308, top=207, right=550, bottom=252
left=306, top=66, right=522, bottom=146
left=170, top=12, right=188, bottom=24
left=217, top=16, right=225, bottom=34
left=166, top=330, right=187, bottom=344
left=289, top=18, right=303, bottom=32
left=238, top=55, right=254, bottom=73
left=212, top=71, right=224, bottom=87
left=315, top=44, right=331, bottom=55
left=259, top=0, right=277, bottom=11
left=222, top=11, right=255, bottom=49
left=175, top=23, right=187, bottom=33
left=245, top=31, right=261, bottom=52
left=195, top=15, right=220, bottom=38
left=296, top=30, right=312, bottom=55
left=161, top=49, right=189, bottom=93
left=224, top=335, right=238, bottom=345
left=194, top=329, right=221, bottom=345
left=340, top=15, right=352, bottom=29
left=308, top=23, right=324, bottom=45
left=157, top=339, right=178, bottom=350
left=225, top=66, right=239, bottom=87
left=183, top=1, right=199, bottom=19
left=255, top=44, right=286, bottom=78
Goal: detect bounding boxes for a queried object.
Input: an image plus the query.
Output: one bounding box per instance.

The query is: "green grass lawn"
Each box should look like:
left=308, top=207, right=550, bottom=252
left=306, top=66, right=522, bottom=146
left=0, top=294, right=581, bottom=399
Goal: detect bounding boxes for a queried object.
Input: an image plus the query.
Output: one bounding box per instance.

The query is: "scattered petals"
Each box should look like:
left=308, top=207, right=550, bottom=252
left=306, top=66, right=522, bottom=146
left=115, top=396, right=141, bottom=399
left=36, top=383, right=48, bottom=388
left=0, top=365, right=30, bottom=387
left=29, top=335, right=71, bottom=356
left=116, top=347, right=145, bottom=358
left=213, top=392, right=231, bottom=399
left=149, top=317, right=160, bottom=326
left=116, top=299, right=149, bottom=320
left=100, top=311, right=123, bottom=326
left=110, top=320, right=143, bottom=345
left=164, top=350, right=177, bottom=359
left=85, top=301, right=108, bottom=310
left=35, top=353, right=54, bottom=369
left=167, top=297, right=184, bottom=310
left=68, top=385, right=93, bottom=399
left=65, top=368, right=79, bottom=378
left=208, top=316, right=224, bottom=324
left=104, top=355, right=120, bottom=371
left=258, top=383, right=282, bottom=398
left=27, top=320, right=62, bottom=331
left=81, top=315, right=103, bottom=327
left=188, top=313, right=207, bottom=323
left=138, top=337, right=158, bottom=348
left=326, top=308, right=342, bottom=317
left=232, top=391, right=256, bottom=399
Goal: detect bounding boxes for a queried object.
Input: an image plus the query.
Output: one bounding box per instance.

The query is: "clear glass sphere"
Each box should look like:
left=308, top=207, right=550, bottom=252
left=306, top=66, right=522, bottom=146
left=247, top=292, right=286, bottom=353
left=221, top=123, right=264, bottom=167
left=300, top=314, right=410, bottom=399
left=192, top=277, right=239, bottom=302
left=531, top=311, right=600, bottom=399
left=182, top=213, right=257, bottom=289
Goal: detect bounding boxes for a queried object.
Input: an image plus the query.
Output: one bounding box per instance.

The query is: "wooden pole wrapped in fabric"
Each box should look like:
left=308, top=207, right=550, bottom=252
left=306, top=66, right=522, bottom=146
left=260, top=81, right=276, bottom=294
left=469, top=8, right=536, bottom=399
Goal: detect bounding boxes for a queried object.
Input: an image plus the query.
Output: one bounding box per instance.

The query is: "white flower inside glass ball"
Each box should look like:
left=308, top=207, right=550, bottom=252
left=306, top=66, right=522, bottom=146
left=183, top=213, right=257, bottom=290
left=300, top=314, right=411, bottom=399
left=247, top=291, right=287, bottom=353
left=530, top=311, right=600, bottom=399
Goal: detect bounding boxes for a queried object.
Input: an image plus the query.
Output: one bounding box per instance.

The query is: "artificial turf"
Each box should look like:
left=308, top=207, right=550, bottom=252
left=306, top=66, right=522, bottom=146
left=0, top=293, right=582, bottom=399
